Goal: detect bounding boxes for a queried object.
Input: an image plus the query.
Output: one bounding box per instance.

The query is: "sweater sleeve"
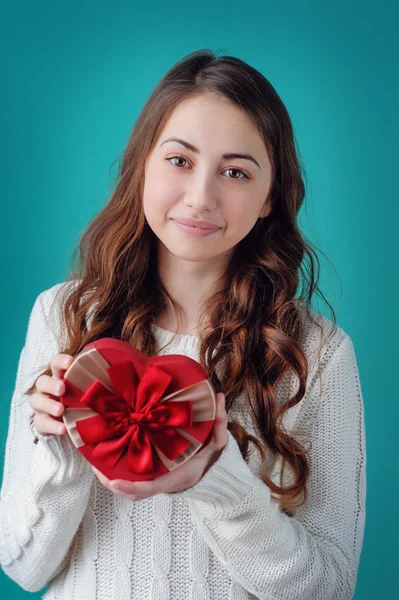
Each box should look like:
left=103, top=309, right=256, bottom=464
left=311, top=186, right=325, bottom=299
left=0, top=288, right=95, bottom=593
left=176, top=333, right=367, bottom=600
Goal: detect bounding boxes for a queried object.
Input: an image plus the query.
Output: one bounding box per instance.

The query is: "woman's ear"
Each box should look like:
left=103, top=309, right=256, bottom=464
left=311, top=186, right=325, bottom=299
left=259, top=198, right=272, bottom=219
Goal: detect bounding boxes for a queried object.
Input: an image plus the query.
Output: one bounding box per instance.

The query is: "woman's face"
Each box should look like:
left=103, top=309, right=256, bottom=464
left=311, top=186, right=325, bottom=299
left=143, top=92, right=273, bottom=264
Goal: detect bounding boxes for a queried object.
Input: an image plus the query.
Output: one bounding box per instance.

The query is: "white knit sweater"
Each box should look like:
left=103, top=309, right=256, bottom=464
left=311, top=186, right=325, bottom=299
left=0, top=282, right=367, bottom=600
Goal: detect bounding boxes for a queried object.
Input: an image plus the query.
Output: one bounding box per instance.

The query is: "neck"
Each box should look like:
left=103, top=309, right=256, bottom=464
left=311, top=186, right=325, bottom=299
left=155, top=242, right=230, bottom=334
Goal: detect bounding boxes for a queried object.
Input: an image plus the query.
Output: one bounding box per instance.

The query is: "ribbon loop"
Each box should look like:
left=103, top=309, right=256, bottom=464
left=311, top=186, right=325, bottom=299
left=76, top=360, right=193, bottom=474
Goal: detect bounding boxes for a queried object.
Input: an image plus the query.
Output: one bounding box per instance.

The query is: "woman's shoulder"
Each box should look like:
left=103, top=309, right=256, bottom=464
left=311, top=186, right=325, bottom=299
left=288, top=302, right=356, bottom=404
left=296, top=300, right=352, bottom=367
left=275, top=302, right=357, bottom=427
left=37, top=279, right=81, bottom=344
left=39, top=278, right=79, bottom=309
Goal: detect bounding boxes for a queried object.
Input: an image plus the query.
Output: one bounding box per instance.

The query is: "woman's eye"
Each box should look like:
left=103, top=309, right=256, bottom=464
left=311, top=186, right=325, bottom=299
left=168, top=155, right=189, bottom=169
left=224, top=167, right=248, bottom=180
left=166, top=156, right=249, bottom=180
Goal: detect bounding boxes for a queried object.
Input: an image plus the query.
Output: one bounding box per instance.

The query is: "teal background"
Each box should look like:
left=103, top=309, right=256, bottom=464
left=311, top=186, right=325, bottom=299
left=0, top=0, right=397, bottom=598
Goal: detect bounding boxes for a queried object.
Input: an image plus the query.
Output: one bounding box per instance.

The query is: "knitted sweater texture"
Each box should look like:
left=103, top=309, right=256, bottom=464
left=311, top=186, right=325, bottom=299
left=0, top=282, right=367, bottom=599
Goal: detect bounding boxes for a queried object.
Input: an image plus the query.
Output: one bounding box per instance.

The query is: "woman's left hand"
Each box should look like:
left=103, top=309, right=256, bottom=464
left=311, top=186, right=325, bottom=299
left=91, top=392, right=228, bottom=501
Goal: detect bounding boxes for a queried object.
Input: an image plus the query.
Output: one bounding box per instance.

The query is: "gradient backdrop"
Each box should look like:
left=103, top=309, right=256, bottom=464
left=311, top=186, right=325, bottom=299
left=0, top=1, right=397, bottom=598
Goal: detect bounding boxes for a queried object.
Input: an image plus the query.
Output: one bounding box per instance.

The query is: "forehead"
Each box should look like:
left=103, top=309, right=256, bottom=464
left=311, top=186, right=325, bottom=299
left=160, top=93, right=267, bottom=157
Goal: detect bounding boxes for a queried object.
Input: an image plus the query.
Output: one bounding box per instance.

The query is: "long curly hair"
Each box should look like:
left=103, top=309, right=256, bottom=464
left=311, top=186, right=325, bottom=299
left=26, top=49, right=338, bottom=514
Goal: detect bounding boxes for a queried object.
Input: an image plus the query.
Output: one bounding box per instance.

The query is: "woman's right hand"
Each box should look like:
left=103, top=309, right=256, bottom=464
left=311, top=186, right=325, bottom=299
left=28, top=353, right=75, bottom=436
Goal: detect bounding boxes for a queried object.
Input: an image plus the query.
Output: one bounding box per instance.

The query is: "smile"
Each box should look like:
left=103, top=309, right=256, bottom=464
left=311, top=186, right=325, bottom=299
left=171, top=219, right=221, bottom=237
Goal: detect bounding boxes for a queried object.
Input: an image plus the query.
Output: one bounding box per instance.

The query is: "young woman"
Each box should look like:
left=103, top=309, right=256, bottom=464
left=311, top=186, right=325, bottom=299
left=0, top=49, right=366, bottom=599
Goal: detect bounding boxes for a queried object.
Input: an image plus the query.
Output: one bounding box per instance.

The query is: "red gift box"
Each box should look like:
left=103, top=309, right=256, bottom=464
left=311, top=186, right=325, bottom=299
left=60, top=338, right=217, bottom=482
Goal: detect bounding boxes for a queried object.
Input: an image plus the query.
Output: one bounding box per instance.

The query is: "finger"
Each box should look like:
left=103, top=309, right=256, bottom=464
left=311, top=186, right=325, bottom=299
left=50, top=353, right=74, bottom=380
left=109, top=473, right=170, bottom=496
left=212, top=393, right=228, bottom=450
left=186, top=393, right=227, bottom=459
left=29, top=393, right=65, bottom=418
left=113, top=464, right=195, bottom=496
left=91, top=466, right=111, bottom=487
left=217, top=392, right=226, bottom=415
left=35, top=374, right=66, bottom=398
left=109, top=479, right=141, bottom=493
left=102, top=475, right=152, bottom=501
left=33, top=412, right=66, bottom=436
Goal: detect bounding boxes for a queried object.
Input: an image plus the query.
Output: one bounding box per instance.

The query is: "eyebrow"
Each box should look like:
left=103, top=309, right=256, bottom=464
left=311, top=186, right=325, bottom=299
left=160, top=136, right=261, bottom=169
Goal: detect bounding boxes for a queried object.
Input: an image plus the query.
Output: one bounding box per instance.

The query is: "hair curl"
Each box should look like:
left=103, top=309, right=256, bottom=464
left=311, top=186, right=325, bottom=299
left=26, top=49, right=339, bottom=514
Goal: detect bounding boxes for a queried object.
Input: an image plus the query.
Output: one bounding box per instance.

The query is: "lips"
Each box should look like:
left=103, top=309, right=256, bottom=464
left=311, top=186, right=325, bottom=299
left=171, top=218, right=221, bottom=231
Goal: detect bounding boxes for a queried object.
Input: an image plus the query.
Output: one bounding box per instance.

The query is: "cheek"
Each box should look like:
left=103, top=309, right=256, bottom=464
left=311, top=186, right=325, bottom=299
left=223, top=201, right=259, bottom=236
left=143, top=175, right=178, bottom=220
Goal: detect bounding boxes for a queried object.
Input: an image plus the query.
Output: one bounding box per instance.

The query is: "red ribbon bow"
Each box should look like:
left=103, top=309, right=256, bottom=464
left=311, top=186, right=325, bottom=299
left=76, top=360, right=193, bottom=474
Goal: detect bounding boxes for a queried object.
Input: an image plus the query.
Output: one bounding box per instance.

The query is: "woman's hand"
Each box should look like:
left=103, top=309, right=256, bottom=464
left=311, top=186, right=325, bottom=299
left=91, top=392, right=228, bottom=501
left=28, top=353, right=74, bottom=436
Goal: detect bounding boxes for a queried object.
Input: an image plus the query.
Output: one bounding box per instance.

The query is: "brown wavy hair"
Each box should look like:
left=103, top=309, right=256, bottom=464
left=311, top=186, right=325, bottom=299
left=26, top=49, right=339, bottom=514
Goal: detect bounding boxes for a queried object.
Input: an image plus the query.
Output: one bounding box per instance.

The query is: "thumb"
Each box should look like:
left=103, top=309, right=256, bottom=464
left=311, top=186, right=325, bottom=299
left=217, top=392, right=226, bottom=416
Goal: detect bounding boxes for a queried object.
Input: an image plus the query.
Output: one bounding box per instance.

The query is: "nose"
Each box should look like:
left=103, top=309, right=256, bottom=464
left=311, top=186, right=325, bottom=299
left=183, top=171, right=218, bottom=212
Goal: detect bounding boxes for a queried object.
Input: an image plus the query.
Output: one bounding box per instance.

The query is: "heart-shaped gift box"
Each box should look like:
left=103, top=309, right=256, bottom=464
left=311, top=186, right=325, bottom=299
left=60, top=337, right=216, bottom=482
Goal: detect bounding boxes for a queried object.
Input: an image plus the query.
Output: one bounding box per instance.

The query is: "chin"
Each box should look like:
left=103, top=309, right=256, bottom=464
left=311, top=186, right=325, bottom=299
left=171, top=247, right=217, bottom=262
left=159, top=239, right=219, bottom=262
